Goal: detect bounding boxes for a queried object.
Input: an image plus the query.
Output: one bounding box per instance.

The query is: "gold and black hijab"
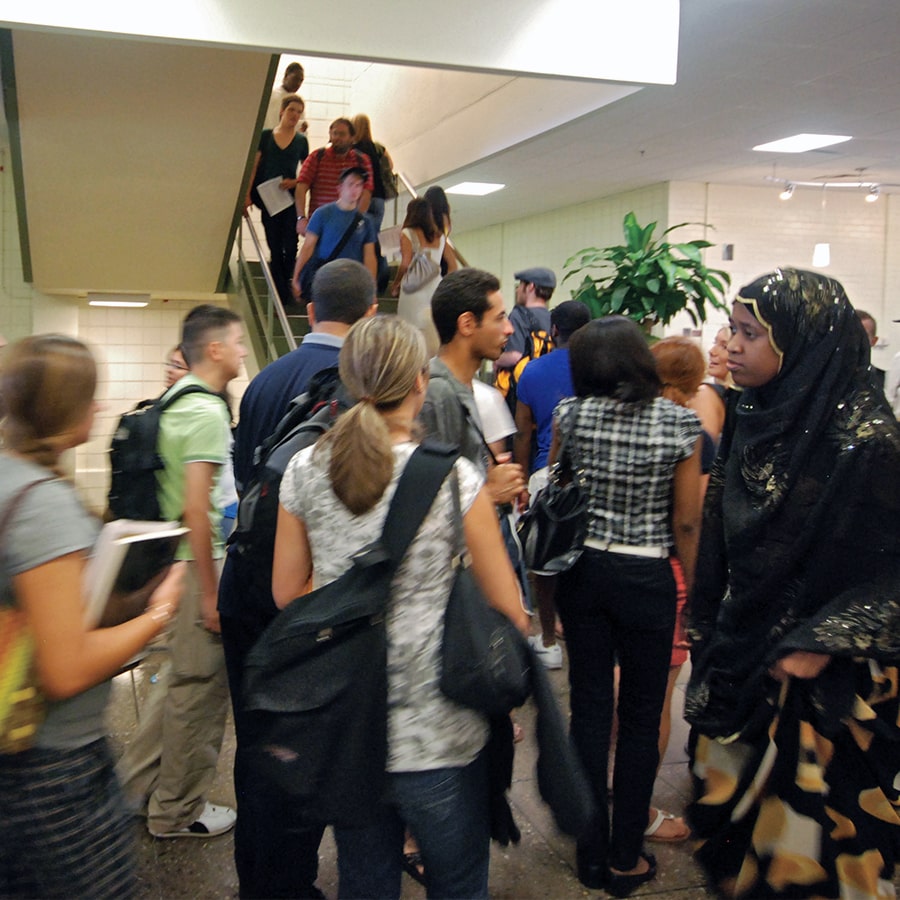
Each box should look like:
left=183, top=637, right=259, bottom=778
left=686, top=268, right=900, bottom=739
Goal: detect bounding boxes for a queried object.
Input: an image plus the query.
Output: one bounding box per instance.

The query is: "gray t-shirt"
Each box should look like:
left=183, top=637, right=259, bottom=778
left=0, top=455, right=107, bottom=748
left=280, top=441, right=487, bottom=772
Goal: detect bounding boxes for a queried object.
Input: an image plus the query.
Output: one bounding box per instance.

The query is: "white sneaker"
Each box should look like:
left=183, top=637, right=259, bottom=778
left=150, top=802, right=237, bottom=839
left=528, top=634, right=563, bottom=670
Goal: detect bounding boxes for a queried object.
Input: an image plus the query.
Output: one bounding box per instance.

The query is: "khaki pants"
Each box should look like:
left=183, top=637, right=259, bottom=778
left=116, top=559, right=229, bottom=832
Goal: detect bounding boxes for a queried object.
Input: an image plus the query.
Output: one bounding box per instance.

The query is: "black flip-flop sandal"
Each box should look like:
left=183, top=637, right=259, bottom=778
left=402, top=851, right=426, bottom=886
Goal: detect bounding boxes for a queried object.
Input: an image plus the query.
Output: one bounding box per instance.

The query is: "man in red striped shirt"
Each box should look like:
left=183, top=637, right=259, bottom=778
left=295, top=118, right=374, bottom=236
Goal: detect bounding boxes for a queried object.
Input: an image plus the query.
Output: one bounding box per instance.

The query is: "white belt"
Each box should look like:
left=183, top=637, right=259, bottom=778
left=583, top=537, right=669, bottom=559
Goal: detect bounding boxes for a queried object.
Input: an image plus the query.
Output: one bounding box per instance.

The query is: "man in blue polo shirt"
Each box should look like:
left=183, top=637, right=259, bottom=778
left=514, top=300, right=590, bottom=668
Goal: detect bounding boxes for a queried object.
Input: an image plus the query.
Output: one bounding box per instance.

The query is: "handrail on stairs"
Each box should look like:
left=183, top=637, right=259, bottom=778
left=238, top=212, right=298, bottom=356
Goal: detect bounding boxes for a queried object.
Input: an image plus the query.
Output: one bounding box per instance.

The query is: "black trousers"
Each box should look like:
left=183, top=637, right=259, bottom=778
left=220, top=558, right=325, bottom=899
left=260, top=206, right=299, bottom=307
left=557, top=548, right=676, bottom=871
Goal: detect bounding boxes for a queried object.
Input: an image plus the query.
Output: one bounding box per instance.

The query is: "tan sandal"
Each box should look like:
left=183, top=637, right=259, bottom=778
left=644, top=807, right=690, bottom=843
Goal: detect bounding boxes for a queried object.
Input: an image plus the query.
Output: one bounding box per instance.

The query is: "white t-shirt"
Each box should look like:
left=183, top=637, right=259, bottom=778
left=472, top=379, right=516, bottom=445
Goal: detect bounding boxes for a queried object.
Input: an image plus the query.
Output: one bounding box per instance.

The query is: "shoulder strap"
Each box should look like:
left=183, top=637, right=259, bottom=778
left=379, top=441, right=458, bottom=565
left=0, top=477, right=56, bottom=545
left=554, top=399, right=582, bottom=478
left=458, top=397, right=498, bottom=466
left=325, top=212, right=363, bottom=263
left=159, top=383, right=222, bottom=412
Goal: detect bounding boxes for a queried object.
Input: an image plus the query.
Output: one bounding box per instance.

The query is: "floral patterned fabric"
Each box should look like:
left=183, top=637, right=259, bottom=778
left=280, top=441, right=488, bottom=773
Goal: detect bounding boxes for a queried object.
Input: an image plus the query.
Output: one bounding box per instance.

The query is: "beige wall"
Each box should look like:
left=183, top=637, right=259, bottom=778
left=456, top=180, right=900, bottom=370
left=0, top=147, right=248, bottom=513
left=455, top=183, right=671, bottom=298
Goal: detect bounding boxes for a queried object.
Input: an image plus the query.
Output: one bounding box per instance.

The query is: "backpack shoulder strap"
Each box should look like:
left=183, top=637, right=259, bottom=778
left=0, top=477, right=56, bottom=545
left=159, top=383, right=222, bottom=412
left=379, top=441, right=458, bottom=565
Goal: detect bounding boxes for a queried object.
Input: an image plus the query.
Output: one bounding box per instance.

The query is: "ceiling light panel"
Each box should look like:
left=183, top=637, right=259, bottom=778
left=753, top=133, right=852, bottom=153
left=445, top=182, right=505, bottom=196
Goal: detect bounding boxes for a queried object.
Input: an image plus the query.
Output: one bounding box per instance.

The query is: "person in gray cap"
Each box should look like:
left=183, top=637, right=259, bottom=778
left=495, top=267, right=556, bottom=413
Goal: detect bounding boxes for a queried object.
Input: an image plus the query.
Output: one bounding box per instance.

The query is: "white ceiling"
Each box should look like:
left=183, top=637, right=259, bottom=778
left=440, top=0, right=900, bottom=232
left=4, top=0, right=899, bottom=294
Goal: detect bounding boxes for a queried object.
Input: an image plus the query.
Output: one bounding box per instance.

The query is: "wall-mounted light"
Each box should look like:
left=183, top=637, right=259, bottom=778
left=779, top=183, right=795, bottom=200
left=86, top=293, right=150, bottom=308
left=865, top=186, right=880, bottom=203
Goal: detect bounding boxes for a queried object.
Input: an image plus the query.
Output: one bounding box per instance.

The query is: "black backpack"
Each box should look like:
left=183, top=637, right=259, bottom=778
left=226, top=367, right=354, bottom=599
left=241, top=442, right=458, bottom=823
left=107, top=384, right=220, bottom=521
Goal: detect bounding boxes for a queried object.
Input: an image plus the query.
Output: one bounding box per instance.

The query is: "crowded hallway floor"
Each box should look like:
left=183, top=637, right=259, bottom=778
left=109, top=642, right=900, bottom=899
left=109, top=642, right=715, bottom=899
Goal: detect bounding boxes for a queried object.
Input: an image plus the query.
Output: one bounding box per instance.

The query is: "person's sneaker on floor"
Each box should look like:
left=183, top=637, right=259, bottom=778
left=149, top=802, right=237, bottom=839
left=528, top=634, right=563, bottom=669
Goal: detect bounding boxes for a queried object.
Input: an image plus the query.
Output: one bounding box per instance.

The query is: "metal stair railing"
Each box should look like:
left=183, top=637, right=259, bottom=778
left=237, top=213, right=300, bottom=362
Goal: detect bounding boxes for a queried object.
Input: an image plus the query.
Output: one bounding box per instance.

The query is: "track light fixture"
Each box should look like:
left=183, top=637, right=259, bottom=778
left=768, top=176, right=891, bottom=202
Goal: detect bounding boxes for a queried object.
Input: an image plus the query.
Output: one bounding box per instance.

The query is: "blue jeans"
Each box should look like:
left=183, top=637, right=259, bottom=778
left=334, top=753, right=490, bottom=900
left=557, top=548, right=676, bottom=871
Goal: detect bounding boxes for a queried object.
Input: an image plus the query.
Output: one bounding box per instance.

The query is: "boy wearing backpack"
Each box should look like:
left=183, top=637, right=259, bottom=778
left=494, top=267, right=556, bottom=417
left=117, top=305, right=246, bottom=840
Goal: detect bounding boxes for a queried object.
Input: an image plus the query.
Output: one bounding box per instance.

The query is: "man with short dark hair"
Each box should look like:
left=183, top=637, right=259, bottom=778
left=220, top=260, right=376, bottom=900
left=292, top=167, right=377, bottom=299
left=263, top=61, right=307, bottom=131
left=232, top=258, right=377, bottom=489
left=118, top=304, right=247, bottom=840
left=421, top=268, right=526, bottom=503
left=295, top=118, right=374, bottom=234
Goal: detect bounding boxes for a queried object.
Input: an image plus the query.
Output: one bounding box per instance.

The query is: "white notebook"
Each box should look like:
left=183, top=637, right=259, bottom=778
left=84, top=519, right=188, bottom=628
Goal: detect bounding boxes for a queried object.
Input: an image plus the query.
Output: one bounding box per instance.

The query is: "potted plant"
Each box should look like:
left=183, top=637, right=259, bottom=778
left=563, top=212, right=730, bottom=328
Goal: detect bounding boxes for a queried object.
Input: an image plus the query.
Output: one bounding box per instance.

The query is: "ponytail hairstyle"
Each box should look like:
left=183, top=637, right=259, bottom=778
left=0, top=334, right=97, bottom=473
left=319, top=316, right=426, bottom=514
left=650, top=336, right=706, bottom=407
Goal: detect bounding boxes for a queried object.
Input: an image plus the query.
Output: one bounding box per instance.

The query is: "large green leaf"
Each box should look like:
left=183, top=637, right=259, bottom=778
left=563, top=212, right=730, bottom=326
left=673, top=243, right=702, bottom=264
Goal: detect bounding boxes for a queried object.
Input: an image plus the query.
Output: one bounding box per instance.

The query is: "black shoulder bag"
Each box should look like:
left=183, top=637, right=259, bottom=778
left=241, top=441, right=457, bottom=825
left=516, top=400, right=588, bottom=574
left=440, top=469, right=531, bottom=716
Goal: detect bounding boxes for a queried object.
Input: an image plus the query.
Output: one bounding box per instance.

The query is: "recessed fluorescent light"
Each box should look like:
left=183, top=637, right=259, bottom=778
left=87, top=293, right=150, bottom=308
left=753, top=133, right=852, bottom=153
left=88, top=300, right=149, bottom=308
left=445, top=182, right=505, bottom=196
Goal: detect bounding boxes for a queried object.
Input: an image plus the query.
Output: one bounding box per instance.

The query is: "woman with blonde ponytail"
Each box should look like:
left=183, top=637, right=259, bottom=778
left=0, top=335, right=183, bottom=898
left=273, top=315, right=527, bottom=900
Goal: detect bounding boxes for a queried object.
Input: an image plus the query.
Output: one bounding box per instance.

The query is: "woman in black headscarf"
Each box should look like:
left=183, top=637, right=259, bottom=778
left=685, top=268, right=900, bottom=898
